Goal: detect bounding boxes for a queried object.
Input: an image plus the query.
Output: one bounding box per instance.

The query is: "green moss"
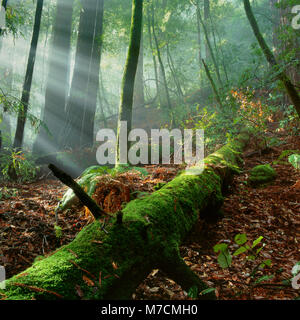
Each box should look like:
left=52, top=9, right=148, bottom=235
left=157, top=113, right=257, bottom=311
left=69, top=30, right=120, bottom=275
left=1, top=131, right=251, bottom=300
left=249, top=164, right=277, bottom=186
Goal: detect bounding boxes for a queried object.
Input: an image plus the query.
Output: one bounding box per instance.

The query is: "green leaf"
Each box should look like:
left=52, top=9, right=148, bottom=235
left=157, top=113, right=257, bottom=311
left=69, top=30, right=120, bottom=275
left=252, top=236, right=263, bottom=248
left=217, top=249, right=232, bottom=269
left=233, top=246, right=248, bottom=256
left=264, top=259, right=272, bottom=267
left=247, top=255, right=256, bottom=261
left=213, top=243, right=228, bottom=253
left=234, top=233, right=247, bottom=245
left=259, top=263, right=266, bottom=270
left=200, top=288, right=215, bottom=296
left=256, top=246, right=263, bottom=255
left=188, top=286, right=198, bottom=299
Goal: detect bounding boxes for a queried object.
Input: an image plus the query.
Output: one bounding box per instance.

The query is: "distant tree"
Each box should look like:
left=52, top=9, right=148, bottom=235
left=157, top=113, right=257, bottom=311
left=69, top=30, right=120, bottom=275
left=204, top=0, right=210, bottom=60
left=194, top=0, right=222, bottom=88
left=243, top=0, right=300, bottom=118
left=116, top=0, right=143, bottom=166
left=133, top=32, right=144, bottom=109
left=33, top=0, right=74, bottom=155
left=146, top=5, right=160, bottom=104
left=150, top=2, right=174, bottom=124
left=80, top=0, right=105, bottom=148
left=61, top=0, right=98, bottom=150
left=13, top=0, right=44, bottom=149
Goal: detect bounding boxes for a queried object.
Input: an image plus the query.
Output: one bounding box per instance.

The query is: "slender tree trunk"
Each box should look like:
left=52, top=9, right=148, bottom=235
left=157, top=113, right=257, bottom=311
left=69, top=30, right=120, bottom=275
left=116, top=0, right=143, bottom=166
left=33, top=0, right=74, bottom=155
left=0, top=46, right=13, bottom=146
left=196, top=0, right=222, bottom=88
left=166, top=44, right=184, bottom=99
left=61, top=0, right=98, bottom=150
left=13, top=0, right=44, bottom=149
left=208, top=11, right=228, bottom=84
left=99, top=69, right=110, bottom=120
left=147, top=7, right=160, bottom=105
left=213, top=26, right=229, bottom=83
left=151, top=3, right=174, bottom=125
left=204, top=0, right=210, bottom=60
left=196, top=4, right=203, bottom=85
left=133, top=31, right=145, bottom=108
left=80, top=0, right=104, bottom=148
left=243, top=0, right=300, bottom=118
left=202, top=59, right=224, bottom=110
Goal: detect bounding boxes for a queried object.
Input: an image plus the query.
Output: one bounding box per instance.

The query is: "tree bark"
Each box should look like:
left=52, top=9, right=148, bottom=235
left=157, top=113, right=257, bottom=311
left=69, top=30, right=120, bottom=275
left=1, top=131, right=250, bottom=300
left=243, top=0, right=300, bottom=118
left=13, top=0, right=44, bottom=149
left=116, top=0, right=143, bottom=165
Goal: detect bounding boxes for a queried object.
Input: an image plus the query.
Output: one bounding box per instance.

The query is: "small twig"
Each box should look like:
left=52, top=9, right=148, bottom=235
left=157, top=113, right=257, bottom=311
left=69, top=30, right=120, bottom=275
left=48, top=164, right=109, bottom=227
left=68, top=259, right=96, bottom=280
left=11, top=282, right=64, bottom=299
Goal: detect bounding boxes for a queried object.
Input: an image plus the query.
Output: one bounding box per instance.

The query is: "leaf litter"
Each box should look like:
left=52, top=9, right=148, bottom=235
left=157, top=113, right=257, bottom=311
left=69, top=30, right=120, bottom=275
left=0, top=133, right=299, bottom=300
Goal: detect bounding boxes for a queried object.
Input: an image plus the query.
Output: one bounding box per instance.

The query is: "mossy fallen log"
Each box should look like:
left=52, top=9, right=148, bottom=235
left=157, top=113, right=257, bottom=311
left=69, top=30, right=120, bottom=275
left=0, top=131, right=250, bottom=300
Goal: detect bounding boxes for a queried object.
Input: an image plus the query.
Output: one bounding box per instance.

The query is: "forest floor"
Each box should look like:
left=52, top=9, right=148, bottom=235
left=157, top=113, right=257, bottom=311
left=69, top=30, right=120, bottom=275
left=0, top=131, right=299, bottom=300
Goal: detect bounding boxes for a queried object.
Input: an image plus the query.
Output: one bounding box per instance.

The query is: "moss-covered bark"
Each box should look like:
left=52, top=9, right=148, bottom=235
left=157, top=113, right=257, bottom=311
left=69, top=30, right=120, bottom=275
left=116, top=0, right=143, bottom=165
left=0, top=131, right=250, bottom=300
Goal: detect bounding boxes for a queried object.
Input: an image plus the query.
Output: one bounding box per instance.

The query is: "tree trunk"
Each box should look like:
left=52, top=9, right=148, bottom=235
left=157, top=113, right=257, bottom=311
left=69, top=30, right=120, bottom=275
left=146, top=7, right=160, bottom=105
left=243, top=0, right=300, bottom=118
left=0, top=131, right=250, bottom=300
left=196, top=3, right=203, bottom=85
left=13, top=0, right=44, bottom=149
left=33, top=0, right=74, bottom=155
left=202, top=59, right=224, bottom=110
left=196, top=0, right=222, bottom=88
left=80, top=0, right=104, bottom=148
left=0, top=36, right=13, bottom=147
left=150, top=3, right=174, bottom=126
left=115, top=0, right=143, bottom=166
left=204, top=0, right=210, bottom=61
left=61, top=0, right=98, bottom=150
left=133, top=31, right=145, bottom=109
left=166, top=44, right=184, bottom=99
